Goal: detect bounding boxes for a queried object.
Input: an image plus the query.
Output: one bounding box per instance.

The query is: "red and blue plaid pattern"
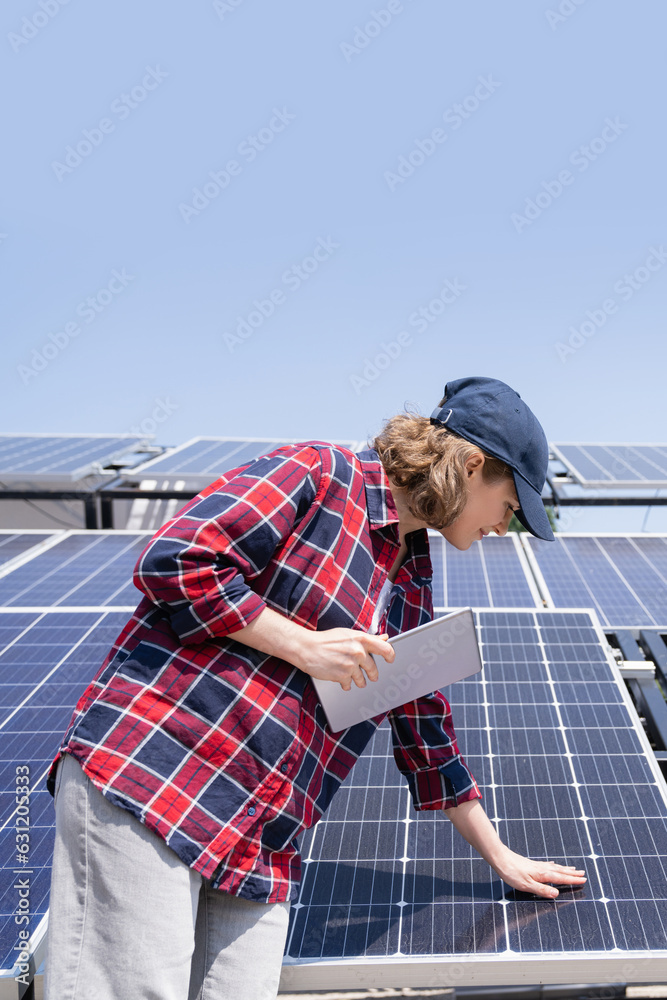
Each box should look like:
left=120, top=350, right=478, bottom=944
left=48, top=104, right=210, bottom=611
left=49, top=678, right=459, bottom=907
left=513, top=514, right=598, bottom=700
left=48, top=443, right=480, bottom=902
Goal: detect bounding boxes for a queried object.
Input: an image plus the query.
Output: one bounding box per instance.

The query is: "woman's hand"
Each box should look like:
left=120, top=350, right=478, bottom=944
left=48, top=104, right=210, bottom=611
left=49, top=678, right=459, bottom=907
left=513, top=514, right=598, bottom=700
left=228, top=608, right=395, bottom=690
left=492, top=847, right=587, bottom=899
left=443, top=799, right=587, bottom=899
left=296, top=628, right=395, bottom=690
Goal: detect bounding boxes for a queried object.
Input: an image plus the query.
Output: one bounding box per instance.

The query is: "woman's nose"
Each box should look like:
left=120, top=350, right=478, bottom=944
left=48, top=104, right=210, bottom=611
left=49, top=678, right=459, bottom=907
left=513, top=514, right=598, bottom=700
left=492, top=509, right=513, bottom=536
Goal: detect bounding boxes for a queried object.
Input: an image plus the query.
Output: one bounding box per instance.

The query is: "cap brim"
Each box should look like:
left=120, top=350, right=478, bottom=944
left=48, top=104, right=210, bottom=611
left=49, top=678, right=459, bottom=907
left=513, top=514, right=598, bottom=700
left=512, top=472, right=554, bottom=541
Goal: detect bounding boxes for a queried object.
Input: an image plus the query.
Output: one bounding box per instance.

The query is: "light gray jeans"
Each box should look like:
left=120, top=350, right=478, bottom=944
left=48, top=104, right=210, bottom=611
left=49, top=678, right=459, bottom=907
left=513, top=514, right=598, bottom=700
left=45, top=753, right=291, bottom=1000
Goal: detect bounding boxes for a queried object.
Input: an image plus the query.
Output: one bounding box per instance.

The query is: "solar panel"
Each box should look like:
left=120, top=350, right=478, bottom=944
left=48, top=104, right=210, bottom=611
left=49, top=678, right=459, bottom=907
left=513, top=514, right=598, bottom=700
left=0, top=532, right=55, bottom=569
left=551, top=443, right=667, bottom=488
left=4, top=607, right=667, bottom=988
left=0, top=434, right=149, bottom=483
left=0, top=609, right=133, bottom=979
left=0, top=531, right=150, bottom=608
left=428, top=533, right=540, bottom=609
left=281, top=609, right=667, bottom=990
left=127, top=437, right=360, bottom=488
left=523, top=534, right=667, bottom=628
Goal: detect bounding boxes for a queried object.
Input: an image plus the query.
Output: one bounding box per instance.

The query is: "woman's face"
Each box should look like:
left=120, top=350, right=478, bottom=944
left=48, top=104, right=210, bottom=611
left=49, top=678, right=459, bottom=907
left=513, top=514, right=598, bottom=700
left=440, top=456, right=519, bottom=551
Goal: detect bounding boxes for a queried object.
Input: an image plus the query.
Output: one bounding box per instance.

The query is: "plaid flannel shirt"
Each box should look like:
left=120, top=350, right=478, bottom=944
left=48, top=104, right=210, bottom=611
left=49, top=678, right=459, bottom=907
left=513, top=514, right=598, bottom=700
left=48, top=442, right=480, bottom=903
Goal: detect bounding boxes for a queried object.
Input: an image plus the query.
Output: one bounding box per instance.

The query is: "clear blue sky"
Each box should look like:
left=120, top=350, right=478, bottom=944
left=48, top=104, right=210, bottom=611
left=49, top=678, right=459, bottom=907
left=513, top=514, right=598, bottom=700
left=2, top=1, right=666, bottom=531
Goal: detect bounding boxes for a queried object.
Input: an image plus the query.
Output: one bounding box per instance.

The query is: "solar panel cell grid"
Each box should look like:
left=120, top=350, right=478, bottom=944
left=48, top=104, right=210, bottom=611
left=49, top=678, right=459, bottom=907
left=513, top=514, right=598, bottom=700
left=132, top=438, right=293, bottom=477
left=429, top=534, right=538, bottom=609
left=282, top=609, right=667, bottom=979
left=2, top=607, right=667, bottom=981
left=0, top=435, right=145, bottom=480
left=480, top=537, right=537, bottom=607
left=552, top=444, right=667, bottom=486
left=525, top=534, right=667, bottom=628
left=553, top=445, right=609, bottom=483
left=0, top=534, right=53, bottom=568
left=0, top=533, right=148, bottom=608
left=444, top=541, right=490, bottom=606
left=428, top=534, right=446, bottom=607
left=584, top=446, right=645, bottom=482
left=597, top=537, right=667, bottom=624
left=634, top=445, right=667, bottom=475
left=0, top=612, right=130, bottom=972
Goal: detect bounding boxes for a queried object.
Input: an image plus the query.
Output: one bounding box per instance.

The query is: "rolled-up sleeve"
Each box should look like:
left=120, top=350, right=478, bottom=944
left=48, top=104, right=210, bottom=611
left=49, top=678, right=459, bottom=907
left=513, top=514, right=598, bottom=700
left=133, top=446, right=325, bottom=645
left=388, top=691, right=481, bottom=810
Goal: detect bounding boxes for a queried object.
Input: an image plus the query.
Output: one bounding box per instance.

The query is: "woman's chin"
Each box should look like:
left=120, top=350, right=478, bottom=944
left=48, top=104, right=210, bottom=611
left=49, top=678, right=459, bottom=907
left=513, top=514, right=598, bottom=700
left=441, top=532, right=475, bottom=551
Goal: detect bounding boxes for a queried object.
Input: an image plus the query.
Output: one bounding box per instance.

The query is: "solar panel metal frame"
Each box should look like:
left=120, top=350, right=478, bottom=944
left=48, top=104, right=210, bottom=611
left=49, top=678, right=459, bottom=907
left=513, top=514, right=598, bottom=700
left=279, top=607, right=667, bottom=991
left=0, top=433, right=152, bottom=483
left=551, top=443, right=667, bottom=488
left=428, top=531, right=543, bottom=610
left=125, top=436, right=365, bottom=486
left=521, top=532, right=667, bottom=629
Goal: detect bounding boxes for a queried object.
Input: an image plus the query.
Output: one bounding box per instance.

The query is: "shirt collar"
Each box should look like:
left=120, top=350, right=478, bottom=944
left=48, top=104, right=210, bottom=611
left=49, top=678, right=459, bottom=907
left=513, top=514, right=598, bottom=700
left=356, top=447, right=433, bottom=584
left=356, top=447, right=399, bottom=529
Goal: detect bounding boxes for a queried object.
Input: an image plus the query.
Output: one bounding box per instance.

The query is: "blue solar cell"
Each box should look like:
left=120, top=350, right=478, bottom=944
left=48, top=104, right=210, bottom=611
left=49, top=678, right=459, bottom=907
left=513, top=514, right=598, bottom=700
left=528, top=535, right=667, bottom=628
left=614, top=445, right=667, bottom=482
left=480, top=535, right=536, bottom=606
left=632, top=537, right=667, bottom=580
left=0, top=533, right=147, bottom=608
left=427, top=534, right=445, bottom=607
left=4, top=608, right=667, bottom=982
left=0, top=611, right=129, bottom=973
left=443, top=541, right=490, bottom=606
left=134, top=438, right=292, bottom=477
left=0, top=435, right=144, bottom=480
left=0, top=534, right=53, bottom=568
left=554, top=445, right=613, bottom=483
left=282, top=610, right=667, bottom=977
left=597, top=537, right=667, bottom=624
left=584, top=446, right=645, bottom=482
left=553, top=444, right=667, bottom=485
left=427, top=534, right=538, bottom=609
left=633, top=446, right=667, bottom=477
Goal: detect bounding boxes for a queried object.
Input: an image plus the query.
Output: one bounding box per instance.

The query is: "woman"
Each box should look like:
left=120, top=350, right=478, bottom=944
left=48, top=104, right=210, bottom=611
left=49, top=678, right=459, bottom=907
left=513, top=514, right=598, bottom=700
left=45, top=376, right=585, bottom=1000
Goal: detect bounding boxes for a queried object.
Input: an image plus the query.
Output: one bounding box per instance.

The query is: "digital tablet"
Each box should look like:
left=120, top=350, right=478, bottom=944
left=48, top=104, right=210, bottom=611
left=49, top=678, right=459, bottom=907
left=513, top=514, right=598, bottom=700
left=311, top=607, right=482, bottom=733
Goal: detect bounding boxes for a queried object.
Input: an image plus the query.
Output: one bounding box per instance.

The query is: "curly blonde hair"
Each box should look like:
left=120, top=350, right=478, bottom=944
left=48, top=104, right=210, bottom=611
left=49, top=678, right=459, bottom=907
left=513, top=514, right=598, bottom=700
left=372, top=405, right=513, bottom=530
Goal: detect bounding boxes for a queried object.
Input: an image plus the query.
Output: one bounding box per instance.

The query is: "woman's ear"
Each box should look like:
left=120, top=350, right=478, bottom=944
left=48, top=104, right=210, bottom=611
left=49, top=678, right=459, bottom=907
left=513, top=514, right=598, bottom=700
left=465, top=452, right=485, bottom=478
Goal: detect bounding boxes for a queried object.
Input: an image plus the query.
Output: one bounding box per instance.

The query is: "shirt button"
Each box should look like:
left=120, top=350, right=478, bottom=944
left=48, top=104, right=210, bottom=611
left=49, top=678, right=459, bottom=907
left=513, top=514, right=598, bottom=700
left=247, top=806, right=256, bottom=816
left=281, top=764, right=288, bottom=773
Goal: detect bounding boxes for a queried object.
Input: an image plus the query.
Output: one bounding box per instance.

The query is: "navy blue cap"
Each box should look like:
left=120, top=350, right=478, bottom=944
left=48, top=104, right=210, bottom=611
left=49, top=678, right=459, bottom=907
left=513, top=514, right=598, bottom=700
left=430, top=376, right=554, bottom=541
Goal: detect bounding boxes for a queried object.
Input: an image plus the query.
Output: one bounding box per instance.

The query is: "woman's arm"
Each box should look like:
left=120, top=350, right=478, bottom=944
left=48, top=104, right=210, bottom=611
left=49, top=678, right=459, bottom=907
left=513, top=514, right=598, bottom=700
left=230, top=605, right=395, bottom=690
left=443, top=798, right=587, bottom=898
